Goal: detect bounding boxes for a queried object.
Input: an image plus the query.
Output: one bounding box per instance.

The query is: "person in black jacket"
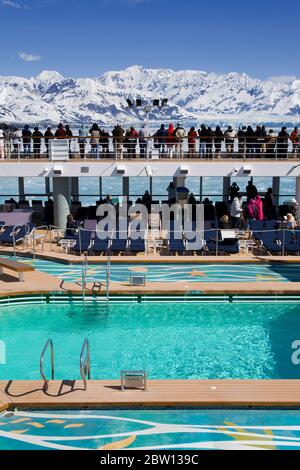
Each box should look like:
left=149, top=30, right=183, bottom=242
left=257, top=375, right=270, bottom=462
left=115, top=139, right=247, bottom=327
left=112, top=125, right=125, bottom=159
left=206, top=127, right=214, bottom=159
left=237, top=126, right=246, bottom=155
left=154, top=124, right=168, bottom=156
left=44, top=127, right=53, bottom=158
left=65, top=125, right=73, bottom=157
left=100, top=130, right=110, bottom=156
left=245, top=126, right=255, bottom=155
left=214, top=126, right=223, bottom=158
left=22, top=125, right=32, bottom=158
left=254, top=125, right=265, bottom=155
left=32, top=127, right=43, bottom=158
left=277, top=127, right=289, bottom=158
left=198, top=124, right=207, bottom=157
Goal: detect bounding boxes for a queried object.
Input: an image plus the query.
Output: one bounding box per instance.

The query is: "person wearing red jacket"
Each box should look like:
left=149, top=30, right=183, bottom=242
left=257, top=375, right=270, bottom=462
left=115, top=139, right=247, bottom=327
left=127, top=127, right=138, bottom=158
left=188, top=127, right=198, bottom=158
left=290, top=127, right=299, bottom=156
left=166, top=123, right=175, bottom=158
left=55, top=123, right=67, bottom=139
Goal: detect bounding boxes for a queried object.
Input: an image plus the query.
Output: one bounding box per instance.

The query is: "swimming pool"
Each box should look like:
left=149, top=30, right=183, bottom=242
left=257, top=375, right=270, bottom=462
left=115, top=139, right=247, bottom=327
left=10, top=257, right=300, bottom=283
left=2, top=408, right=300, bottom=450
left=1, top=301, right=300, bottom=380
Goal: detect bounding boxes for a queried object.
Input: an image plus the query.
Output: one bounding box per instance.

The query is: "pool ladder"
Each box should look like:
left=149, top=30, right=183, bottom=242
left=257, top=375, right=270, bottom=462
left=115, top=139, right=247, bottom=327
left=40, top=338, right=91, bottom=391
left=81, top=254, right=110, bottom=307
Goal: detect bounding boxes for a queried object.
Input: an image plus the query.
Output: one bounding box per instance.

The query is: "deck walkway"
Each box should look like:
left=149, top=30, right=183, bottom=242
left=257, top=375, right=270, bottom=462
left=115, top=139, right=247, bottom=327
left=0, top=253, right=299, bottom=298
left=1, top=380, right=300, bottom=410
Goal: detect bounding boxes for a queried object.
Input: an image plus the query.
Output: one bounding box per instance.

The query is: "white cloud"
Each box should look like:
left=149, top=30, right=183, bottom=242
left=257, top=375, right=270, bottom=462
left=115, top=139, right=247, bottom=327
left=19, top=51, right=42, bottom=62
left=2, top=0, right=21, bottom=7
left=1, top=0, right=30, bottom=9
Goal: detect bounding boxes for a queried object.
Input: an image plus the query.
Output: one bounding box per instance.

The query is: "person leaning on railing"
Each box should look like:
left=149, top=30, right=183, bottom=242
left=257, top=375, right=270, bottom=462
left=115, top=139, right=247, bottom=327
left=78, top=125, right=87, bottom=159
left=290, top=126, right=299, bottom=156
left=138, top=125, right=148, bottom=158
left=214, top=126, right=224, bottom=158
left=187, top=127, right=198, bottom=158
left=0, top=130, right=4, bottom=160
left=174, top=123, right=185, bottom=158
left=277, top=126, right=290, bottom=158
left=206, top=127, right=214, bottom=159
left=237, top=126, right=247, bottom=155
left=55, top=123, right=67, bottom=139
left=2, top=128, right=11, bottom=159
left=153, top=124, right=167, bottom=157
left=89, top=123, right=101, bottom=159
left=265, top=129, right=276, bottom=157
left=22, top=125, right=32, bottom=158
left=224, top=126, right=236, bottom=153
left=101, top=129, right=110, bottom=156
left=112, top=124, right=125, bottom=159
left=11, top=129, right=21, bottom=157
left=32, top=127, right=43, bottom=158
left=44, top=126, right=54, bottom=158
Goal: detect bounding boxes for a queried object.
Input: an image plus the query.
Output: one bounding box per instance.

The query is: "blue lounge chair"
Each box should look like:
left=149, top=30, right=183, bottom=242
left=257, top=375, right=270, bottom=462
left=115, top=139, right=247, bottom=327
left=92, top=236, right=109, bottom=254
left=204, top=229, right=218, bottom=253
left=283, top=230, right=300, bottom=254
left=185, top=223, right=206, bottom=253
left=167, top=229, right=185, bottom=254
left=0, top=226, right=14, bottom=244
left=218, top=239, right=240, bottom=254
left=0, top=223, right=35, bottom=246
left=72, top=230, right=93, bottom=255
left=130, top=237, right=145, bottom=253
left=260, top=231, right=283, bottom=254
left=110, top=221, right=128, bottom=254
left=110, top=235, right=127, bottom=254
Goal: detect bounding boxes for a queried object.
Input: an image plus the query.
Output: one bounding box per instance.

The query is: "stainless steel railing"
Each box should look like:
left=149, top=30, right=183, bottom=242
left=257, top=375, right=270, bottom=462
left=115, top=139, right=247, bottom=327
left=80, top=338, right=91, bottom=391
left=40, top=338, right=55, bottom=390
left=0, top=135, right=298, bottom=161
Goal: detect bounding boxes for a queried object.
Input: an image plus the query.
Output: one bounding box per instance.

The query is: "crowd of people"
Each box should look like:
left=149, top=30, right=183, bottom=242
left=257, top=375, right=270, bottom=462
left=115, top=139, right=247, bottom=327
left=0, top=122, right=299, bottom=159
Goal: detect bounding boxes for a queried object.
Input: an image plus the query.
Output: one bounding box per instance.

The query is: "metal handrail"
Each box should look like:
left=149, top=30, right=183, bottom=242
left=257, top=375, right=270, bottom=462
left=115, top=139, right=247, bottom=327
left=40, top=338, right=55, bottom=390
left=82, top=253, right=88, bottom=303
left=80, top=338, right=91, bottom=390
left=12, top=223, right=30, bottom=258
left=31, top=225, right=49, bottom=259
left=106, top=255, right=111, bottom=306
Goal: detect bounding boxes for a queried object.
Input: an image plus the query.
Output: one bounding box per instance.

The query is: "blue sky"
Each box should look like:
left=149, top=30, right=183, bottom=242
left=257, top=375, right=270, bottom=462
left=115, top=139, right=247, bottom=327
left=0, top=0, right=299, bottom=79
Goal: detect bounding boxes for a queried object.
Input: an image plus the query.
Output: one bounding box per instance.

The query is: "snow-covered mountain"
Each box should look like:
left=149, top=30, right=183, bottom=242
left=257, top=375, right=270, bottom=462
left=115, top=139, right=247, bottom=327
left=0, top=65, right=300, bottom=125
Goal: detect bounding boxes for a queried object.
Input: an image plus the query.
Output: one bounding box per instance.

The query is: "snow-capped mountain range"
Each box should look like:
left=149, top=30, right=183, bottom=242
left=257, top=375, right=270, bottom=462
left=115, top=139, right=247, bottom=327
left=0, top=65, right=300, bottom=126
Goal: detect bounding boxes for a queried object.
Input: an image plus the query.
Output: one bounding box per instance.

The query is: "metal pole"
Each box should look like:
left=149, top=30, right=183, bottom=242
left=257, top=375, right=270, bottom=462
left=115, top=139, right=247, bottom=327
left=106, top=255, right=111, bottom=306
left=13, top=230, right=16, bottom=259
left=32, top=228, right=36, bottom=261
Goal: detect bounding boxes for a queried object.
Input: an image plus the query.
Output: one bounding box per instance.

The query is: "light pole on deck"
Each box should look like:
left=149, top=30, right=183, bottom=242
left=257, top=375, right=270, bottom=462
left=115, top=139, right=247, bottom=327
left=126, top=98, right=169, bottom=136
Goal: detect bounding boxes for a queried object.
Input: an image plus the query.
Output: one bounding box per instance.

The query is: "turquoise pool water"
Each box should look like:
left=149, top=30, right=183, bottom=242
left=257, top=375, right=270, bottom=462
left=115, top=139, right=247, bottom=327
left=1, top=408, right=300, bottom=450
left=10, top=257, right=300, bottom=283
left=1, top=302, right=300, bottom=380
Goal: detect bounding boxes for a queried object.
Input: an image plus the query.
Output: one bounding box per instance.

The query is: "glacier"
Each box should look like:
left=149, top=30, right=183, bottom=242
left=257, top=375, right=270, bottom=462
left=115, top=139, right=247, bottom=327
left=0, top=65, right=300, bottom=125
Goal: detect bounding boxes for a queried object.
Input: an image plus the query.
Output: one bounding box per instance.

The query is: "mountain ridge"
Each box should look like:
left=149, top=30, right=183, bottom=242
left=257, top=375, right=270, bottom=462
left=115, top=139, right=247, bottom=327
left=0, top=66, right=300, bottom=125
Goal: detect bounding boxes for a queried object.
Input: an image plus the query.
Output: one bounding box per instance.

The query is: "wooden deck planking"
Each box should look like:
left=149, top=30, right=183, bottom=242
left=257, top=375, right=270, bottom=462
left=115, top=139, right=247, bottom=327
left=1, top=380, right=300, bottom=409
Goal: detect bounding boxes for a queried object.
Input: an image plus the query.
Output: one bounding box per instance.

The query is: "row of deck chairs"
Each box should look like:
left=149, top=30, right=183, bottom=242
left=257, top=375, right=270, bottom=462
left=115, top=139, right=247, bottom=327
left=168, top=222, right=240, bottom=255
left=250, top=220, right=300, bottom=255
left=0, top=223, right=36, bottom=246
left=65, top=226, right=146, bottom=255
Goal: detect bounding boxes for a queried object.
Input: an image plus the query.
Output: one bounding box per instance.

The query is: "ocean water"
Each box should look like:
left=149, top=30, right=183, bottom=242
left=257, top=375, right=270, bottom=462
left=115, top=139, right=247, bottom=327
left=0, top=176, right=295, bottom=206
